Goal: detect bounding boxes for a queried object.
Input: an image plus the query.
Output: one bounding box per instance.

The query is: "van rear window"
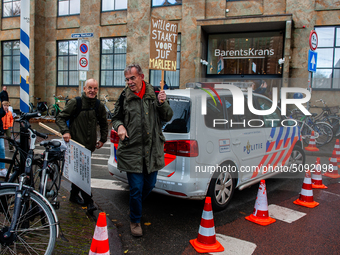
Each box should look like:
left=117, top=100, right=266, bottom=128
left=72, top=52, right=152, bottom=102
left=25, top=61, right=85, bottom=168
left=163, top=97, right=191, bottom=133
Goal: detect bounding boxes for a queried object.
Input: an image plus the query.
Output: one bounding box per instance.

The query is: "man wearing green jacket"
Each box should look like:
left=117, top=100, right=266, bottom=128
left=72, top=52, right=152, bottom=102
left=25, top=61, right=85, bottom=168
left=112, top=64, right=173, bottom=237
left=56, top=78, right=108, bottom=214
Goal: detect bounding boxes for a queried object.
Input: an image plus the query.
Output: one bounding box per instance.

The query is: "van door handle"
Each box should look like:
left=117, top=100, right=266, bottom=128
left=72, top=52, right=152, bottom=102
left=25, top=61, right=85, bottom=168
left=232, top=140, right=241, bottom=145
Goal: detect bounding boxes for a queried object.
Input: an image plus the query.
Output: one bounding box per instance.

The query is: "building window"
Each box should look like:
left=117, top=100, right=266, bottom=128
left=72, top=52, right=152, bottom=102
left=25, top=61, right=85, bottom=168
left=58, top=0, right=80, bottom=16
left=102, top=0, right=127, bottom=11
left=149, top=34, right=181, bottom=88
left=152, top=0, right=182, bottom=7
left=207, top=32, right=284, bottom=76
left=2, top=41, right=20, bottom=86
left=2, top=0, right=20, bottom=17
left=313, top=26, right=340, bottom=89
left=100, top=38, right=127, bottom=87
left=57, top=40, right=78, bottom=86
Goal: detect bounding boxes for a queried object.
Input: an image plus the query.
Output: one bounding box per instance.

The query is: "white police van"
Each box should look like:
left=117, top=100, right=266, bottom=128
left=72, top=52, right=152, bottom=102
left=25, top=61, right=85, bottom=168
left=108, top=82, right=305, bottom=210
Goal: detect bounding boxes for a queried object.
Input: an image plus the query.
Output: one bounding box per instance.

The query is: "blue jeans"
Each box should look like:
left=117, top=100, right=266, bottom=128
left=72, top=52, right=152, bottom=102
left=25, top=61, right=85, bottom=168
left=0, top=138, right=5, bottom=169
left=127, top=170, right=158, bottom=223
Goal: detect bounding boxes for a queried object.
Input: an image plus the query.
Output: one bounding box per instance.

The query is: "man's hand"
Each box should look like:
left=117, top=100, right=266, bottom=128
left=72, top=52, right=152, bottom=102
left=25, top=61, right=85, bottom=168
left=158, top=90, right=166, bottom=104
left=117, top=125, right=129, bottom=141
left=63, top=133, right=71, bottom=143
left=96, top=141, right=104, bottom=149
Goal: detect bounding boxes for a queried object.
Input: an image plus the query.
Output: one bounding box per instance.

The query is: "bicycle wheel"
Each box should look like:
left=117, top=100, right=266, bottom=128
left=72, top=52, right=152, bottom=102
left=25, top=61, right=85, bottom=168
left=47, top=105, right=57, bottom=118
left=0, top=187, right=57, bottom=254
left=327, top=116, right=340, bottom=137
left=313, top=122, right=334, bottom=147
left=39, top=108, right=48, bottom=118
left=34, top=161, right=60, bottom=204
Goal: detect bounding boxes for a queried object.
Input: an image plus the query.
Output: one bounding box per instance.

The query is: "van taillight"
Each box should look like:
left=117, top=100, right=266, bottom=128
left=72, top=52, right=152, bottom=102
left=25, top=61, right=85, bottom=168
left=164, top=140, right=199, bottom=157
left=110, top=129, right=120, bottom=144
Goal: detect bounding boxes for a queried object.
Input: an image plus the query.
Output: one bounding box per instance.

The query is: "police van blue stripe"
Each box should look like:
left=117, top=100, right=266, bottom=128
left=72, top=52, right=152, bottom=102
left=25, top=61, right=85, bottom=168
left=284, top=127, right=291, bottom=145
left=276, top=127, right=284, bottom=148
left=291, top=127, right=296, bottom=144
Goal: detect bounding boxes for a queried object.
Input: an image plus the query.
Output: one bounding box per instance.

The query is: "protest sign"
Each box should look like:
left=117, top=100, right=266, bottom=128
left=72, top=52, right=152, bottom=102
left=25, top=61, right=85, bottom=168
left=149, top=17, right=178, bottom=71
left=63, top=140, right=92, bottom=195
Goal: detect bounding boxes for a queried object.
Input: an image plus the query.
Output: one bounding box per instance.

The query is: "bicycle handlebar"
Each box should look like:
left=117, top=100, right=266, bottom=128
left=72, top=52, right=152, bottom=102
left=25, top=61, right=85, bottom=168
left=19, top=112, right=41, bottom=121
left=34, top=130, right=48, bottom=139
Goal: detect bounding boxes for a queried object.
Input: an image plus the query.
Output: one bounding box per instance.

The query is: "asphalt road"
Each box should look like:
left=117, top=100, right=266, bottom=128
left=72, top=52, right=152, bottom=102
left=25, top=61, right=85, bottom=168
left=90, top=142, right=340, bottom=255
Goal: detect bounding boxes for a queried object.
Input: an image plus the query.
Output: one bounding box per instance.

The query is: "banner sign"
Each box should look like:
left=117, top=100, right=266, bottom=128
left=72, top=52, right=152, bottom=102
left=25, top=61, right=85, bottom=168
left=63, top=140, right=91, bottom=195
left=149, top=17, right=178, bottom=71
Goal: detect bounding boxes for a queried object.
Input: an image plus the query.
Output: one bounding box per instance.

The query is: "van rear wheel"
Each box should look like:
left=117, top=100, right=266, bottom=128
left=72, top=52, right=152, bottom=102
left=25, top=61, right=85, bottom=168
left=207, top=166, right=236, bottom=211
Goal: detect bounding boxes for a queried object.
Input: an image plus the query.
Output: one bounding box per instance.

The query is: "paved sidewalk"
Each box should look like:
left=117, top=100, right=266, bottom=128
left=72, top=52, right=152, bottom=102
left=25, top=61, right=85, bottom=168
left=56, top=180, right=123, bottom=255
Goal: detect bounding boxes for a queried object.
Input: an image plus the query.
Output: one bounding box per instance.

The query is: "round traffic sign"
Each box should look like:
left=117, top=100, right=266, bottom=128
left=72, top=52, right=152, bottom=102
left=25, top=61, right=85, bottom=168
left=79, top=57, right=88, bottom=68
left=80, top=44, right=88, bottom=54
left=309, top=30, right=318, bottom=51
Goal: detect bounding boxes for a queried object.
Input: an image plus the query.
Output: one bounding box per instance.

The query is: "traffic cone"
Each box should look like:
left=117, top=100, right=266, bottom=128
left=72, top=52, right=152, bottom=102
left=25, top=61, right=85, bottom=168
left=293, top=170, right=319, bottom=208
left=89, top=212, right=110, bottom=255
left=312, top=158, right=327, bottom=189
left=245, top=180, right=276, bottom=226
left=190, top=197, right=224, bottom=253
left=333, top=139, right=340, bottom=163
left=304, top=131, right=319, bottom=152
left=324, top=149, right=340, bottom=178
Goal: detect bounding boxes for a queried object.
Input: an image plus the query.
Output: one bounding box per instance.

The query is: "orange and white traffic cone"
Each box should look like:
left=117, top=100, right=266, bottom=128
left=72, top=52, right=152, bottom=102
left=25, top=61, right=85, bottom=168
left=89, top=212, right=110, bottom=255
left=293, top=170, right=319, bottom=208
left=333, top=139, right=340, bottom=163
left=324, top=146, right=340, bottom=179
left=190, top=197, right=224, bottom=253
left=304, top=131, right=319, bottom=152
left=245, top=180, right=276, bottom=226
left=312, top=158, right=327, bottom=189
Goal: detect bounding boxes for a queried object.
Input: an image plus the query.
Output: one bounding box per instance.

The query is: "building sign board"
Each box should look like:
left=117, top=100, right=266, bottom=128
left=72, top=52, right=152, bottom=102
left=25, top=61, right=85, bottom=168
left=72, top=33, right=94, bottom=38
left=149, top=17, right=178, bottom=71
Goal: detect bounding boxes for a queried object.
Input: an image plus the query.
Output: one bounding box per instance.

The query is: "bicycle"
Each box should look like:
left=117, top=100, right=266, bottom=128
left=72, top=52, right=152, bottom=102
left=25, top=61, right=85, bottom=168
left=311, top=99, right=340, bottom=137
left=0, top=112, right=59, bottom=254
left=102, top=94, right=115, bottom=119
left=33, top=139, right=66, bottom=208
left=48, top=95, right=69, bottom=118
left=289, top=109, right=333, bottom=147
left=29, top=95, right=49, bottom=118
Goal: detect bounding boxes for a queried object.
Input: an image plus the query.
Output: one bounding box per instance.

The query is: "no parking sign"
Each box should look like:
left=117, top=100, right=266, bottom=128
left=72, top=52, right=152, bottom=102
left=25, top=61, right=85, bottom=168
left=78, top=39, right=90, bottom=71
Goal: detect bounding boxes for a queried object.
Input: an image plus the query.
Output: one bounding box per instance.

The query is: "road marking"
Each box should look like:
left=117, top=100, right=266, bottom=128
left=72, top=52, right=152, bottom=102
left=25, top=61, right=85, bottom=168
left=268, top=204, right=306, bottom=223
left=91, top=155, right=109, bottom=160
left=91, top=178, right=128, bottom=191
left=314, top=190, right=340, bottom=202
left=91, top=163, right=108, bottom=168
left=209, top=234, right=257, bottom=255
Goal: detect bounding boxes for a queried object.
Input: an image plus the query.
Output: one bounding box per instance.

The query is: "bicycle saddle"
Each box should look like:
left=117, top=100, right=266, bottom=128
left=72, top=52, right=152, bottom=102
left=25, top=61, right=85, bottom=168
left=40, top=140, right=61, bottom=148
left=311, top=113, right=318, bottom=117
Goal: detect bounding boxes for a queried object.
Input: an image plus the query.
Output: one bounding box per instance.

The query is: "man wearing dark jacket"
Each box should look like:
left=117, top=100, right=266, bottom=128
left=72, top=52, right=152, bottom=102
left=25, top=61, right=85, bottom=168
left=112, top=64, right=173, bottom=237
left=56, top=78, right=108, bottom=214
left=0, top=86, right=9, bottom=103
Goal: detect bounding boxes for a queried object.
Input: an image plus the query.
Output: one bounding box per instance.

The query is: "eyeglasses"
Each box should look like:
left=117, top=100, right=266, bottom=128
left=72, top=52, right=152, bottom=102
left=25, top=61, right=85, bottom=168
left=125, top=76, right=137, bottom=82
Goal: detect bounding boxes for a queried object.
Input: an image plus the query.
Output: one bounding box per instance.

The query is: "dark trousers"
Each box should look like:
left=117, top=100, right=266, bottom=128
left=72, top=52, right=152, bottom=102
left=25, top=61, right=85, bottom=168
left=70, top=183, right=93, bottom=204
left=126, top=159, right=158, bottom=223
